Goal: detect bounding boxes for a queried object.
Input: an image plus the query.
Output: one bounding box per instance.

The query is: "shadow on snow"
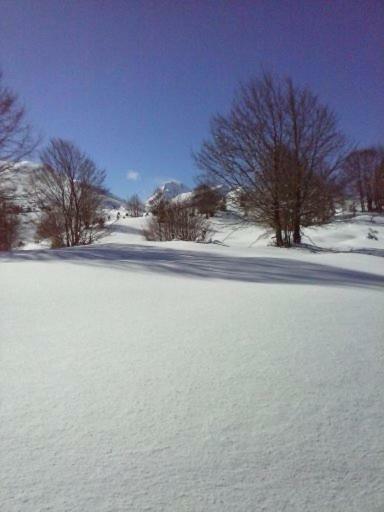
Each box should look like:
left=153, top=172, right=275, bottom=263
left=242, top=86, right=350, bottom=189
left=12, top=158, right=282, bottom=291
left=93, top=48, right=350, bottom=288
left=2, top=243, right=384, bottom=290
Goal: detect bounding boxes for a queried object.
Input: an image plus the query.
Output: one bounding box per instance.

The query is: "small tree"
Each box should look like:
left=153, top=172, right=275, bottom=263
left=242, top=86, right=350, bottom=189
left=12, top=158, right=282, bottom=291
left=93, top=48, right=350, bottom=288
left=126, top=193, right=144, bottom=217
left=192, top=184, right=222, bottom=218
left=32, top=138, right=106, bottom=247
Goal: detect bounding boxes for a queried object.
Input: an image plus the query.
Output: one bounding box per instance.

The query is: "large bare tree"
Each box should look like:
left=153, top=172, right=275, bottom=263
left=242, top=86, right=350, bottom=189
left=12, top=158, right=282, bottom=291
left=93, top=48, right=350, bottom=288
left=0, top=71, right=38, bottom=176
left=195, top=73, right=346, bottom=246
left=33, top=138, right=106, bottom=247
left=0, top=70, right=38, bottom=249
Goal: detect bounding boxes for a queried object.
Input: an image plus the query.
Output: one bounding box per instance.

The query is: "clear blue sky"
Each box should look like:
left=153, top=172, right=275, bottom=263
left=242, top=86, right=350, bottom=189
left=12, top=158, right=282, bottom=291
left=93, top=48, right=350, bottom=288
left=1, top=0, right=383, bottom=198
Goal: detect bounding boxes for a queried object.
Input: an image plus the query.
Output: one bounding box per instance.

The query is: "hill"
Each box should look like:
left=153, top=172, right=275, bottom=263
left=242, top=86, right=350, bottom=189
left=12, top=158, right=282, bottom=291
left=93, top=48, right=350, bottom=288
left=146, top=180, right=191, bottom=209
left=1, top=161, right=126, bottom=212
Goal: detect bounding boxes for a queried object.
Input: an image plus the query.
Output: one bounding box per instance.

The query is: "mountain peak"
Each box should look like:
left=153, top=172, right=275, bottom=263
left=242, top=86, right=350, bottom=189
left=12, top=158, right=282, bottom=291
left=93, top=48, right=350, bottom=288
left=147, top=180, right=191, bottom=205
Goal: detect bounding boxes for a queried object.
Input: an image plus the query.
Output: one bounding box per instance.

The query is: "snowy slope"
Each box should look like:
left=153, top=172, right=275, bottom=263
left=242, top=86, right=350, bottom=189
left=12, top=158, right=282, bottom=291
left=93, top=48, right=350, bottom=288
left=1, top=215, right=384, bottom=511
left=1, top=161, right=42, bottom=211
left=146, top=180, right=191, bottom=208
left=172, top=190, right=194, bottom=205
left=1, top=161, right=126, bottom=211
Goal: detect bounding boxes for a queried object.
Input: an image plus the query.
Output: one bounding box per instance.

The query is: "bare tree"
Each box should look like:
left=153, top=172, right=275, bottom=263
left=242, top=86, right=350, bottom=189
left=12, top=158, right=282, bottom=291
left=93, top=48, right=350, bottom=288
left=0, top=71, right=38, bottom=176
left=343, top=147, right=384, bottom=212
left=0, top=71, right=38, bottom=249
left=194, top=73, right=346, bottom=246
left=32, top=138, right=106, bottom=247
left=192, top=183, right=223, bottom=218
left=144, top=201, right=208, bottom=241
left=126, top=193, right=144, bottom=217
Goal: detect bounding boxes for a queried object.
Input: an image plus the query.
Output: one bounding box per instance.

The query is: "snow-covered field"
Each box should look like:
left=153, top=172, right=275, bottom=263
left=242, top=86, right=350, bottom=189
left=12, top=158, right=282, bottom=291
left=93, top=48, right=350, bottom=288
left=1, top=214, right=383, bottom=511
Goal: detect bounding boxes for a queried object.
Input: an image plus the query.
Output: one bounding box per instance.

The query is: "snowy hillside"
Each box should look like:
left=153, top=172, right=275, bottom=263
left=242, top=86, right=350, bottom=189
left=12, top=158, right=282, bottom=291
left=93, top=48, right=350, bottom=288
left=1, top=161, right=42, bottom=211
left=146, top=180, right=191, bottom=208
left=1, top=161, right=126, bottom=212
left=1, top=213, right=383, bottom=511
left=207, top=212, right=384, bottom=254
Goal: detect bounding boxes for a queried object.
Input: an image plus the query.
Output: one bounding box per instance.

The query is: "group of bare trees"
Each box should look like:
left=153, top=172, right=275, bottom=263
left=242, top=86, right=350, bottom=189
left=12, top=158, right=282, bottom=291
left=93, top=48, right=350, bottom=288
left=195, top=73, right=347, bottom=246
left=0, top=71, right=106, bottom=250
left=144, top=197, right=208, bottom=241
left=144, top=182, right=227, bottom=241
left=126, top=193, right=144, bottom=217
left=342, top=147, right=384, bottom=213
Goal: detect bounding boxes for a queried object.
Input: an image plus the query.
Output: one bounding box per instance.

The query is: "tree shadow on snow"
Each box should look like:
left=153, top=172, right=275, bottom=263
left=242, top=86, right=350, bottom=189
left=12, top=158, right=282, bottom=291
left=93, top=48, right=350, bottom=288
left=296, top=243, right=384, bottom=258
left=2, top=243, right=384, bottom=290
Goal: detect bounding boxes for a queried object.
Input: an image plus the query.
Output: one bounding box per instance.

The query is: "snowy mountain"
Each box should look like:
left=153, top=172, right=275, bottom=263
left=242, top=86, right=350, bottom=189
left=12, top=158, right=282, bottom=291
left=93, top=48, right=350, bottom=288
left=1, top=161, right=125, bottom=211
left=146, top=180, right=191, bottom=208
left=172, top=191, right=194, bottom=205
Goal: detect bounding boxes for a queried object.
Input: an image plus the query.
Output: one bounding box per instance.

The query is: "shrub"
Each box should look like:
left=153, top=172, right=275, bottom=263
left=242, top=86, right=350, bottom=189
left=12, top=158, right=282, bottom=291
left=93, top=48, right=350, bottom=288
left=144, top=202, right=208, bottom=241
left=192, top=184, right=223, bottom=217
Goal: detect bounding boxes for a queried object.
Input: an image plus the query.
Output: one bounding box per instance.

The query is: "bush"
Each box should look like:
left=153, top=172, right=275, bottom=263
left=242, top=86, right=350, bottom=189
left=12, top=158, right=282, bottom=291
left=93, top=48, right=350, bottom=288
left=144, top=202, right=208, bottom=241
left=36, top=209, right=65, bottom=248
left=192, top=184, right=223, bottom=218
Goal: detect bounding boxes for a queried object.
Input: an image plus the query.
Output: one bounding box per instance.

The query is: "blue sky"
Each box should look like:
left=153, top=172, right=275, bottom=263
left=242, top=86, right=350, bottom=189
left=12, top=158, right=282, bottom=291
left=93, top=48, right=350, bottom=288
left=1, top=0, right=383, bottom=198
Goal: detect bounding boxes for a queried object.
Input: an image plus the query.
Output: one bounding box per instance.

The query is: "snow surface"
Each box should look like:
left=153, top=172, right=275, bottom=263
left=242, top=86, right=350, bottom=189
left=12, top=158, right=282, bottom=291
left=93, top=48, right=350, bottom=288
left=172, top=191, right=194, bottom=205
left=146, top=181, right=191, bottom=208
left=1, top=215, right=384, bottom=511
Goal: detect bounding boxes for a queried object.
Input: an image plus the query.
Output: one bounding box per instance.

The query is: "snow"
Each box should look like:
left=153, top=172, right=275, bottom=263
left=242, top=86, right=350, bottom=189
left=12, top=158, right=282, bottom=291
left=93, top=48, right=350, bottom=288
left=146, top=180, right=191, bottom=208
left=1, top=214, right=384, bottom=511
left=172, top=191, right=194, bottom=205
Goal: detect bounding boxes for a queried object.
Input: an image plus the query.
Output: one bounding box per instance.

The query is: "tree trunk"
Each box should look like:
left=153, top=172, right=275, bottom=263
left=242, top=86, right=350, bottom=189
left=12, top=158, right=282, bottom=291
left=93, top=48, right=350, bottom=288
left=367, top=194, right=373, bottom=212
left=293, top=185, right=302, bottom=244
left=273, top=199, right=283, bottom=246
left=357, top=179, right=365, bottom=212
left=275, top=226, right=283, bottom=247
left=293, top=222, right=301, bottom=244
